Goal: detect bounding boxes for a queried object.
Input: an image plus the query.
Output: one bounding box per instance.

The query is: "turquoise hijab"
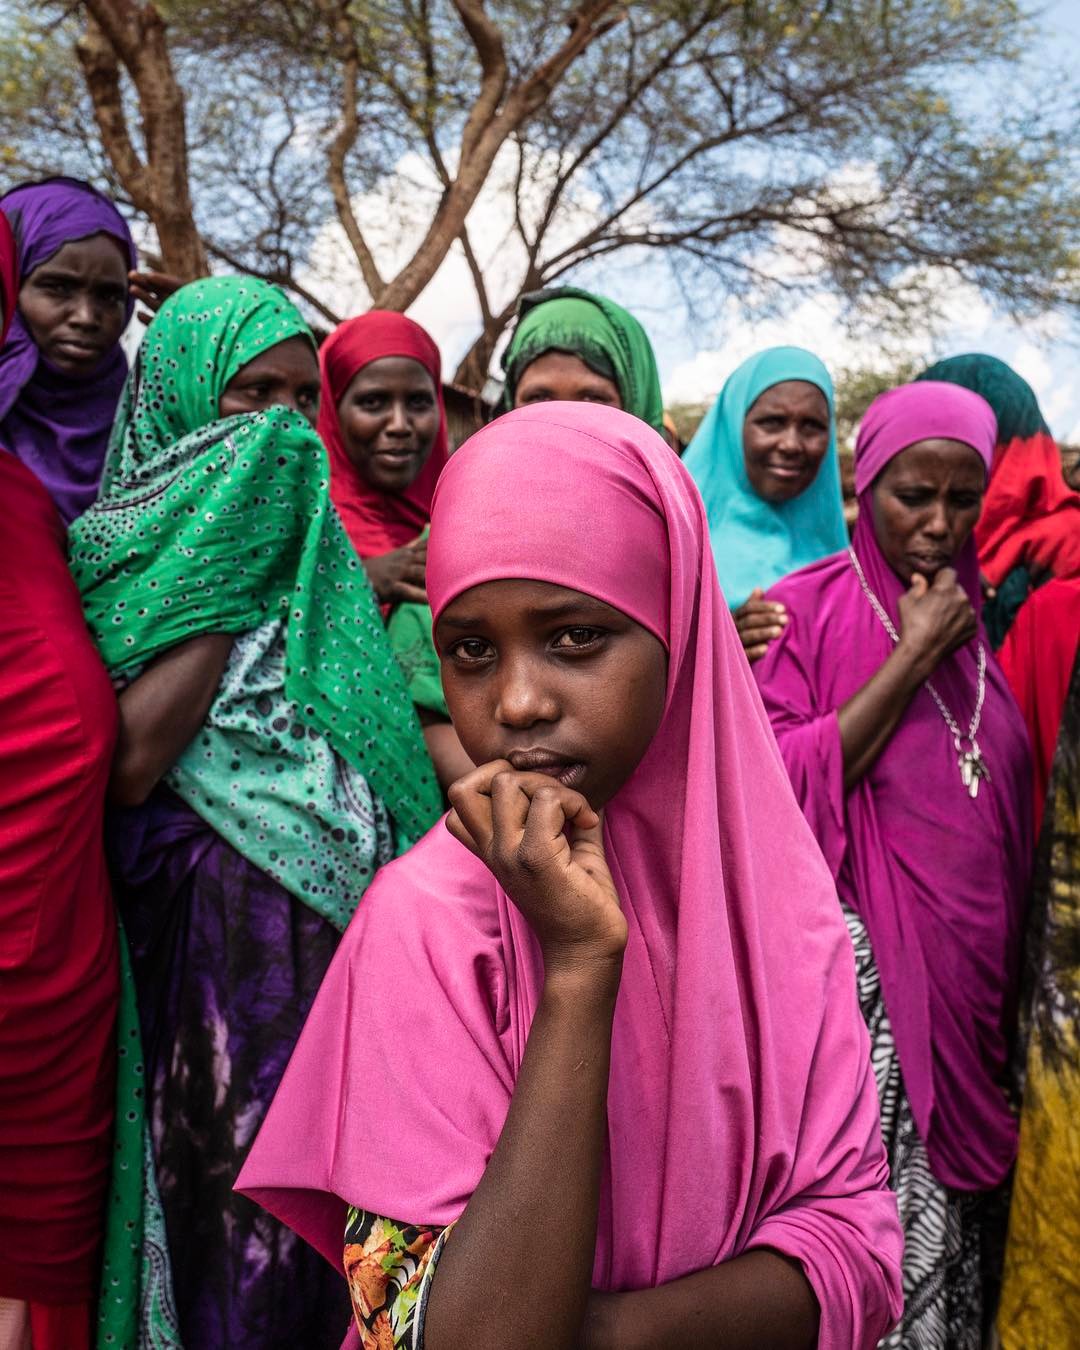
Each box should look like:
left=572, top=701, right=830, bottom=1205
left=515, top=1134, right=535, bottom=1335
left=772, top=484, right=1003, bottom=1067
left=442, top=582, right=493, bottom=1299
left=684, top=346, right=847, bottom=609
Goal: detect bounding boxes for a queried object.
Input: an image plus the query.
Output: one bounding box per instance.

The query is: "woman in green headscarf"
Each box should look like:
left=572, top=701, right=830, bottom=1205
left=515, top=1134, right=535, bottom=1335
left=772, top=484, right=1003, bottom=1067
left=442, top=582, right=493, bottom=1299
left=501, top=285, right=666, bottom=432
left=69, top=276, right=441, bottom=1350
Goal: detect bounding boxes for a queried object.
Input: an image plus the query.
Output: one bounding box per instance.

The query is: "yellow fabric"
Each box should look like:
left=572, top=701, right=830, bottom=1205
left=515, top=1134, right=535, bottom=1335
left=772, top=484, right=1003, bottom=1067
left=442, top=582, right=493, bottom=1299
left=999, top=775, right=1080, bottom=1347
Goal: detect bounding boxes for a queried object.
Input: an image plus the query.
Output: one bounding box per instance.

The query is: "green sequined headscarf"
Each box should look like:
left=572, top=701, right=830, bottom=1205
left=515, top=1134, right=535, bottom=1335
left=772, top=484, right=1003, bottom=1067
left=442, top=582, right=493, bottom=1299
left=70, top=276, right=441, bottom=903
left=501, top=286, right=666, bottom=433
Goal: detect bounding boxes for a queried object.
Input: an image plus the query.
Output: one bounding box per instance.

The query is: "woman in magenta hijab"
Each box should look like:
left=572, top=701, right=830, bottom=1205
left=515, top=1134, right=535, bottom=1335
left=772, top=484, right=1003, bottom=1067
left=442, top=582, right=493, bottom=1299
left=238, top=402, right=902, bottom=1350
left=754, top=381, right=1032, bottom=1348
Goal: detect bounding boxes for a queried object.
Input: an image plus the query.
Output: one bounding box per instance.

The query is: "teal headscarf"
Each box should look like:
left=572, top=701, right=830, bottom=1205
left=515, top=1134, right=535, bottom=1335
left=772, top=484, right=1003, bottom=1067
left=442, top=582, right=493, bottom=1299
left=70, top=276, right=441, bottom=921
left=683, top=346, right=848, bottom=609
left=501, top=285, right=665, bottom=433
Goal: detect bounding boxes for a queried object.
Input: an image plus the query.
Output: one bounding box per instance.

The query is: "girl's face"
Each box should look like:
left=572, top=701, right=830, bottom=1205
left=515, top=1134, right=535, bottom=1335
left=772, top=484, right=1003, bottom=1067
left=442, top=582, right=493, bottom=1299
left=742, top=379, right=830, bottom=502
left=18, top=231, right=129, bottom=376
left=513, top=351, right=622, bottom=409
left=337, top=355, right=441, bottom=493
left=218, top=335, right=321, bottom=424
left=436, top=578, right=667, bottom=809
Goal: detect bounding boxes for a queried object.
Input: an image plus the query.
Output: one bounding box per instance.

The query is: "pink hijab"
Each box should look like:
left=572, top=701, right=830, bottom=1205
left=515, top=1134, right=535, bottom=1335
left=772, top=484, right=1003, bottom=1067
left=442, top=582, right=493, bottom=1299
left=238, top=403, right=902, bottom=1347
left=755, top=381, right=1031, bottom=1191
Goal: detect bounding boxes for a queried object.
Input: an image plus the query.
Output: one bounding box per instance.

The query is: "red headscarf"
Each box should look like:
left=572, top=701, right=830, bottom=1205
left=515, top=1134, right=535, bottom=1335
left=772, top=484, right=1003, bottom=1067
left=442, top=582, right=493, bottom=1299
left=918, top=354, right=1080, bottom=586
left=999, top=578, right=1080, bottom=829
left=317, top=311, right=449, bottom=558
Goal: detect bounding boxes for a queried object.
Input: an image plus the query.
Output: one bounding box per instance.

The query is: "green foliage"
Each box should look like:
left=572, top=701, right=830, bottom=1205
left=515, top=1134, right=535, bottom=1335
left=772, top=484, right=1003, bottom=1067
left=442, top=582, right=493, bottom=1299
left=666, top=400, right=709, bottom=445
left=832, top=357, right=924, bottom=452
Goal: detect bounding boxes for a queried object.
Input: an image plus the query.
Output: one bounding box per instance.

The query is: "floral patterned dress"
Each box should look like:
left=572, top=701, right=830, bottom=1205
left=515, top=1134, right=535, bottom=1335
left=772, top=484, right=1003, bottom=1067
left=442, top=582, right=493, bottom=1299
left=344, top=1209, right=455, bottom=1349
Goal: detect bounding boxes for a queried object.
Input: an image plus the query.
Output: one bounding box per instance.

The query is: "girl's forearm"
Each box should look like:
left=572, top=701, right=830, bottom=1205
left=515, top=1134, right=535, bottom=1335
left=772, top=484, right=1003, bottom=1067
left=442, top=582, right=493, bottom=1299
left=423, top=963, right=620, bottom=1350
left=582, top=1249, right=819, bottom=1350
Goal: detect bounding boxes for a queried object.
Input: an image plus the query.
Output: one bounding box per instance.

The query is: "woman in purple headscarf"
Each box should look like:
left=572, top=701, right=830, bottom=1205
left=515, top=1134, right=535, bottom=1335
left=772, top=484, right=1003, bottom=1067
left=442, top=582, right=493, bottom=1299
left=0, top=177, right=137, bottom=524
left=754, top=381, right=1033, bottom=1349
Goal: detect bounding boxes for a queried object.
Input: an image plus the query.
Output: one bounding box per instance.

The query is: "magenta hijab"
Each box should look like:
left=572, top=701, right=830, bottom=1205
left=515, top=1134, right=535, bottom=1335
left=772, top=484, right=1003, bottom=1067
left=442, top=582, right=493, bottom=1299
left=755, top=380, right=1032, bottom=1191
left=238, top=403, right=902, bottom=1347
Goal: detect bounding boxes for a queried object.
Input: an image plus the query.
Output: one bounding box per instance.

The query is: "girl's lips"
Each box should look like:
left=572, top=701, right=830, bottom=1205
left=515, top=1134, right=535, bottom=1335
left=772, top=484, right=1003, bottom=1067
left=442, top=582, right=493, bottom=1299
left=538, top=762, right=586, bottom=788
left=506, top=752, right=587, bottom=789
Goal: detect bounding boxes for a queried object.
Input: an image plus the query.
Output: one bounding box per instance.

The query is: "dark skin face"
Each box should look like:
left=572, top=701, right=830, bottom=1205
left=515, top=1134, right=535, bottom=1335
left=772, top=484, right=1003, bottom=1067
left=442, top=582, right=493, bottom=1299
left=218, top=336, right=320, bottom=425
left=742, top=379, right=830, bottom=503
left=18, top=232, right=129, bottom=376
left=870, top=438, right=986, bottom=585
left=436, top=578, right=667, bottom=810
left=513, top=351, right=623, bottom=410
left=337, top=355, right=440, bottom=492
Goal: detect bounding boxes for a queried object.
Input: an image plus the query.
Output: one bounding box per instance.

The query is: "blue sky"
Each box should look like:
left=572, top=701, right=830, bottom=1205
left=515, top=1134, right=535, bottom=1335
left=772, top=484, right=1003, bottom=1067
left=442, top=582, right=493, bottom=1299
left=635, top=0, right=1080, bottom=440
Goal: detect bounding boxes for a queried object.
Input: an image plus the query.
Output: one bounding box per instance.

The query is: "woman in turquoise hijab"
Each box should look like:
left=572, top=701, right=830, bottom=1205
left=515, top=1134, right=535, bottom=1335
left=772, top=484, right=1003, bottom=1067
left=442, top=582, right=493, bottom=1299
left=684, top=346, right=848, bottom=660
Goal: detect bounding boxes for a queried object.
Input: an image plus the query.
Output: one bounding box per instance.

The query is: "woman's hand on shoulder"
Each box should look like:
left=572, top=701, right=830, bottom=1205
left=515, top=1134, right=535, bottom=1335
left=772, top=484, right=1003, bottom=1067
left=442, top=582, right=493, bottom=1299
left=732, top=588, right=788, bottom=662
left=363, top=535, right=429, bottom=606
left=896, top=568, right=976, bottom=676
left=129, top=270, right=184, bottom=324
left=446, top=761, right=626, bottom=979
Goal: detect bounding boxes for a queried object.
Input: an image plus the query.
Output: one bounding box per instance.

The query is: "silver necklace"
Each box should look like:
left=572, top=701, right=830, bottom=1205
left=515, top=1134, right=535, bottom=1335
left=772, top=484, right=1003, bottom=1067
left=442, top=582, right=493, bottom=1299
left=847, top=547, right=990, bottom=799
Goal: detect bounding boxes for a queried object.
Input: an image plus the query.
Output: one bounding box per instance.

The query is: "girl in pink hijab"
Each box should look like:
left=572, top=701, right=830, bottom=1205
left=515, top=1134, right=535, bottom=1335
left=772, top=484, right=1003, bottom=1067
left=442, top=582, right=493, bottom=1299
left=754, top=382, right=1032, bottom=1349
left=238, top=402, right=902, bottom=1350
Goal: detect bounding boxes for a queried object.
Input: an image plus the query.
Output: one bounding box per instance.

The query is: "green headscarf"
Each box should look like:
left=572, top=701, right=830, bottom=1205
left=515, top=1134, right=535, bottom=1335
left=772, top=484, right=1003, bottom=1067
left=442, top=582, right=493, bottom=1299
left=501, top=286, right=665, bottom=432
left=70, top=276, right=441, bottom=919
left=917, top=353, right=1050, bottom=444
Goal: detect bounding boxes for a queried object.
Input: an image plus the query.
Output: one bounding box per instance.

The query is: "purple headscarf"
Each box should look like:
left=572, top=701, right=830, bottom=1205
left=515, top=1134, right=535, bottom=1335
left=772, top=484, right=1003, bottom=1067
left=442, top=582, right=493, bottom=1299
left=754, top=380, right=1032, bottom=1191
left=0, top=178, right=136, bottom=524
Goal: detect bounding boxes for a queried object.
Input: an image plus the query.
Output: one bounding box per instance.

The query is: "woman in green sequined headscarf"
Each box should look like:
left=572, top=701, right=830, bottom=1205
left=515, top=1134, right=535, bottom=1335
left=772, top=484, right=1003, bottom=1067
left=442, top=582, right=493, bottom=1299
left=501, top=285, right=666, bottom=432
left=69, top=276, right=441, bottom=1350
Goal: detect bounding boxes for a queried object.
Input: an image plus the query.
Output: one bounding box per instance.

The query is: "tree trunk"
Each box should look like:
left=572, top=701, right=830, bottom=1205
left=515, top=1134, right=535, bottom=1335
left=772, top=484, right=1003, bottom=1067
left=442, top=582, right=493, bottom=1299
left=77, top=1, right=207, bottom=280
left=374, top=1, right=621, bottom=312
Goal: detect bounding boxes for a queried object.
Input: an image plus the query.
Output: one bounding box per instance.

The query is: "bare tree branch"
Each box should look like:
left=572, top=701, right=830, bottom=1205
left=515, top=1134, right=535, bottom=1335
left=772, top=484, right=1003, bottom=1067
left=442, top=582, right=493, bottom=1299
left=320, top=0, right=386, bottom=297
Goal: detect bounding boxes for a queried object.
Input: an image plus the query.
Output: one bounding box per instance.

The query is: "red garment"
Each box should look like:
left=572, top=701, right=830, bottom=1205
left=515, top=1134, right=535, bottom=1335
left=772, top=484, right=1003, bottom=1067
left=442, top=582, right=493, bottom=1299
left=0, top=450, right=119, bottom=1318
left=316, top=311, right=449, bottom=558
left=977, top=431, right=1080, bottom=586
left=999, top=577, right=1080, bottom=829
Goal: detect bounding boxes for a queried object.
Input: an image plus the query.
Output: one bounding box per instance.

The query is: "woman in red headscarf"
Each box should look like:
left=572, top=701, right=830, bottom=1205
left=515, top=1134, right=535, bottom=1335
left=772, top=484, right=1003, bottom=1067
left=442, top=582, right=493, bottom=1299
left=317, top=311, right=471, bottom=789
left=0, top=212, right=120, bottom=1346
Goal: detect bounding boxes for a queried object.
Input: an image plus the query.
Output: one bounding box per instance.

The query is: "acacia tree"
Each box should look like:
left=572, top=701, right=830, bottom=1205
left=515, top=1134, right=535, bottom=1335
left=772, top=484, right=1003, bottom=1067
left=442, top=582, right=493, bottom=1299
left=2, top=1, right=1078, bottom=389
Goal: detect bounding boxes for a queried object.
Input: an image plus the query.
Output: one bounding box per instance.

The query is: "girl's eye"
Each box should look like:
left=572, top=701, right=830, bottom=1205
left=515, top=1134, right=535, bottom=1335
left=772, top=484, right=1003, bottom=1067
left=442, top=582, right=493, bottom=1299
left=408, top=394, right=434, bottom=410
left=553, top=626, right=604, bottom=650
left=755, top=416, right=784, bottom=430
left=896, top=491, right=931, bottom=507
left=40, top=279, right=72, bottom=296
left=449, top=637, right=494, bottom=663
